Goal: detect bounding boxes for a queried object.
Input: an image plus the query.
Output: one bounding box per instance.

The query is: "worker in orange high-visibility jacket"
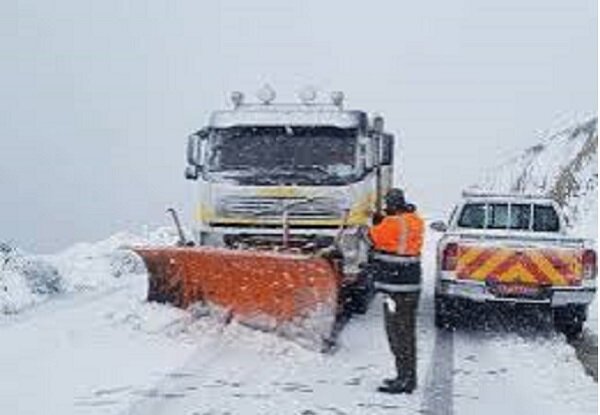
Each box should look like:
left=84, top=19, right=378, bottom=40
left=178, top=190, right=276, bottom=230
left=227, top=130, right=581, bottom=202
left=368, top=188, right=424, bottom=394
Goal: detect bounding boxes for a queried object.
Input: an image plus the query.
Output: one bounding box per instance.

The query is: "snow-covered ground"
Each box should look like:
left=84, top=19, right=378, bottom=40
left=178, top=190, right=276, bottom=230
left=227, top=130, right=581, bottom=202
left=0, top=227, right=596, bottom=414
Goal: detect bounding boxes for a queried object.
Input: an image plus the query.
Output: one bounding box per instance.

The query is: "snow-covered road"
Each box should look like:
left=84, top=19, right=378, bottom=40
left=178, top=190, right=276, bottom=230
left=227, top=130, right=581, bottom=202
left=0, top=232, right=596, bottom=415
left=0, top=277, right=197, bottom=414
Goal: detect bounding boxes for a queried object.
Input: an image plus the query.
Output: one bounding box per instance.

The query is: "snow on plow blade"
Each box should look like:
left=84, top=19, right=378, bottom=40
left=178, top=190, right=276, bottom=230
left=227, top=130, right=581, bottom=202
left=132, top=246, right=342, bottom=351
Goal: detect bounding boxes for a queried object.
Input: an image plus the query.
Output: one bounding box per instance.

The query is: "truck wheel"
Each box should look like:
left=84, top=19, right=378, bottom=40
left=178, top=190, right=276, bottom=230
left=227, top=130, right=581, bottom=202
left=553, top=306, right=587, bottom=339
left=435, top=294, right=457, bottom=329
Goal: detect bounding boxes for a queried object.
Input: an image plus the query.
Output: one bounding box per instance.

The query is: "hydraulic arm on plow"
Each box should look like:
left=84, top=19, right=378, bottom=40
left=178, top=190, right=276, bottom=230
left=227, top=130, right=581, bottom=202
left=133, top=88, right=396, bottom=350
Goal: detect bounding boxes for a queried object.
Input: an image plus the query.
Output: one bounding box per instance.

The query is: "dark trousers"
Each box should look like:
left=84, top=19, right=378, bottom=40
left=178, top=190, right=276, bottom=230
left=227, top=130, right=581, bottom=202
left=383, top=291, right=420, bottom=386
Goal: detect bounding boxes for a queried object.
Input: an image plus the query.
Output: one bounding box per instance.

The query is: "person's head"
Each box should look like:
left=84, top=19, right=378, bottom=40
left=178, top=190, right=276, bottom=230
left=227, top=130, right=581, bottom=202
left=384, top=188, right=407, bottom=214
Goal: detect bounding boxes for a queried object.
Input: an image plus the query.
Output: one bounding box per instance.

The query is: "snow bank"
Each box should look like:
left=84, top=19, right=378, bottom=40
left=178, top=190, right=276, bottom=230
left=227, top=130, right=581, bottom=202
left=0, top=243, right=62, bottom=314
left=0, top=227, right=180, bottom=315
left=105, top=296, right=319, bottom=359
left=45, top=228, right=178, bottom=291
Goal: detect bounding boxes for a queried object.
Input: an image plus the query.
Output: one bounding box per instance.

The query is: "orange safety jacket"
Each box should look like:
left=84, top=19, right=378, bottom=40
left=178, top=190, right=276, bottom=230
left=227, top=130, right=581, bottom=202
left=369, top=212, right=424, bottom=257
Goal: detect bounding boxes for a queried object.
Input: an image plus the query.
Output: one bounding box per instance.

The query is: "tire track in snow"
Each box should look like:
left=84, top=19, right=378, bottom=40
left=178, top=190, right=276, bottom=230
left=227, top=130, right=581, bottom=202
left=447, top=306, right=597, bottom=414
left=417, top=263, right=454, bottom=415
left=123, top=296, right=421, bottom=415
left=421, top=328, right=454, bottom=415
left=123, top=334, right=233, bottom=415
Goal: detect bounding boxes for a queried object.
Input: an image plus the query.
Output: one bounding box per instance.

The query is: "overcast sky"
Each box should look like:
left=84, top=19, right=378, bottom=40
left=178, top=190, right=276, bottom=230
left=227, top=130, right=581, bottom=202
left=2, top=0, right=597, bottom=253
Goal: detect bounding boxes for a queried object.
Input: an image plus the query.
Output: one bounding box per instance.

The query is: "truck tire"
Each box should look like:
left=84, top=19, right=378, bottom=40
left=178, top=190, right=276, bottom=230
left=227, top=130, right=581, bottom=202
left=435, top=294, right=457, bottom=329
left=553, top=305, right=587, bottom=339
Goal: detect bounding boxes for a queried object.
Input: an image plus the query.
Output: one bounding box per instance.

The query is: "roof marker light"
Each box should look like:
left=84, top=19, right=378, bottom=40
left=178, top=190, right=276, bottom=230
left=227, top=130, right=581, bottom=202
left=299, top=86, right=317, bottom=104
left=230, top=91, right=244, bottom=108
left=331, top=91, right=344, bottom=108
left=257, top=84, right=276, bottom=105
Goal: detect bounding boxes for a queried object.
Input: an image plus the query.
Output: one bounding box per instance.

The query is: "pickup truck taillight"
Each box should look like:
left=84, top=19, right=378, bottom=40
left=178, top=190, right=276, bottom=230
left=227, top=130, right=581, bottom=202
left=582, top=249, right=597, bottom=279
left=441, top=243, right=459, bottom=271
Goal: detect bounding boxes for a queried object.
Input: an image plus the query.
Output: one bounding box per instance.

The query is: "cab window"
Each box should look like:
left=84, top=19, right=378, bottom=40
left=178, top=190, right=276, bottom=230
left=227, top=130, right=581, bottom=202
left=510, top=204, right=531, bottom=230
left=457, top=202, right=560, bottom=232
left=488, top=204, right=509, bottom=229
left=533, top=205, right=560, bottom=232
left=458, top=203, right=485, bottom=229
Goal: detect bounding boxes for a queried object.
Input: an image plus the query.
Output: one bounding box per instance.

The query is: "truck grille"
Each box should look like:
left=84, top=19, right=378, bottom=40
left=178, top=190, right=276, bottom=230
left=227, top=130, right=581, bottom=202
left=218, top=196, right=342, bottom=220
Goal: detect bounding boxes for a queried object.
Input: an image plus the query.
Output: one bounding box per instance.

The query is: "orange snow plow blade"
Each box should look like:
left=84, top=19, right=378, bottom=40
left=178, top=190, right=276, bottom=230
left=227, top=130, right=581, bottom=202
left=132, top=246, right=342, bottom=350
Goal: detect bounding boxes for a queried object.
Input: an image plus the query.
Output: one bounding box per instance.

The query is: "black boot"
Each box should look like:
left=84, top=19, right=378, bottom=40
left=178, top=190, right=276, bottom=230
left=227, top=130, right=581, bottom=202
left=377, top=378, right=416, bottom=394
left=382, top=377, right=399, bottom=386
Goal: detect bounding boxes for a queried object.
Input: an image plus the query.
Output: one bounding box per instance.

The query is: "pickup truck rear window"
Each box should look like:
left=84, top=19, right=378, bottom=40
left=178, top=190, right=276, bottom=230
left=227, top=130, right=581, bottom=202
left=510, top=204, right=531, bottom=230
left=488, top=204, right=509, bottom=229
left=457, top=202, right=560, bottom=232
left=457, top=203, right=485, bottom=228
left=533, top=205, right=560, bottom=232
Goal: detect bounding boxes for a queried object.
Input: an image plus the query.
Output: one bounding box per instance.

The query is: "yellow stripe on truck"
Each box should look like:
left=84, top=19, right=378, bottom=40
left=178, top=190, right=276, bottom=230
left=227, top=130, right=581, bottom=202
left=457, top=247, right=486, bottom=269
left=456, top=246, right=583, bottom=286
left=500, top=263, right=537, bottom=284
left=528, top=251, right=568, bottom=285
left=470, top=249, right=513, bottom=281
left=557, top=251, right=582, bottom=277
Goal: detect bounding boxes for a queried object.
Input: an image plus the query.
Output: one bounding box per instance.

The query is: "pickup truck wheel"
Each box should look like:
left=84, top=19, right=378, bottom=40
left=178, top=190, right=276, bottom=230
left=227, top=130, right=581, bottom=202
left=435, top=295, right=456, bottom=329
left=553, top=306, right=586, bottom=339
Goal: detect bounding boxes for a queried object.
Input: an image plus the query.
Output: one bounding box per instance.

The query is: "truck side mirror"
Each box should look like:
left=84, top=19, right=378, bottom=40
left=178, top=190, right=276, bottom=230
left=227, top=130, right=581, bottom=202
left=358, top=143, right=373, bottom=172
left=430, top=221, right=448, bottom=232
left=187, top=134, right=202, bottom=166
left=381, top=134, right=394, bottom=166
left=185, top=165, right=199, bottom=180
left=185, top=130, right=208, bottom=180
left=372, top=116, right=384, bottom=134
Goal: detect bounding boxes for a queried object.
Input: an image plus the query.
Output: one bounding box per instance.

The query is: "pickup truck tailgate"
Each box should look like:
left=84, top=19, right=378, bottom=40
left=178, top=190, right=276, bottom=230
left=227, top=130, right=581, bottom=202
left=455, top=244, right=583, bottom=287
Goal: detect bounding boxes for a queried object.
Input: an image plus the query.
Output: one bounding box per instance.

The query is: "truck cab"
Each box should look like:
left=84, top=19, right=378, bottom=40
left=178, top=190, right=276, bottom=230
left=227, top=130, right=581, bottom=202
left=432, top=192, right=597, bottom=337
left=184, top=89, right=395, bottom=307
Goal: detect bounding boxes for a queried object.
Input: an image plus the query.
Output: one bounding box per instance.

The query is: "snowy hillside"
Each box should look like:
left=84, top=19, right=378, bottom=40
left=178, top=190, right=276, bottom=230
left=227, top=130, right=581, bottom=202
left=473, top=118, right=598, bottom=239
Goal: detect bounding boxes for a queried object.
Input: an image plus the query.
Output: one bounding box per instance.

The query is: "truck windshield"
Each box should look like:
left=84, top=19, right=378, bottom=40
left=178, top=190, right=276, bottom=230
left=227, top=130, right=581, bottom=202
left=458, top=202, right=560, bottom=232
left=206, top=126, right=358, bottom=184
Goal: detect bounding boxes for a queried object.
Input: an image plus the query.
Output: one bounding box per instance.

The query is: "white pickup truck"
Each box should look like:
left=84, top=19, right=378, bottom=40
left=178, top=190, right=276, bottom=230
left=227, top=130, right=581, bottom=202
left=431, top=192, right=597, bottom=337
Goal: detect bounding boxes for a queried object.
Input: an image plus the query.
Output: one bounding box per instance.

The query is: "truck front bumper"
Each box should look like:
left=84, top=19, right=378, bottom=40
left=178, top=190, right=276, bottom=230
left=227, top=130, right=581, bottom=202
left=437, top=277, right=597, bottom=307
left=197, top=225, right=367, bottom=278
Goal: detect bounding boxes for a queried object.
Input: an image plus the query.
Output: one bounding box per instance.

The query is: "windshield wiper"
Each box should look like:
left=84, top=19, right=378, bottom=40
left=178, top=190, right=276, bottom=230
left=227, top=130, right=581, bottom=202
left=208, top=167, right=259, bottom=178
left=293, top=165, right=330, bottom=175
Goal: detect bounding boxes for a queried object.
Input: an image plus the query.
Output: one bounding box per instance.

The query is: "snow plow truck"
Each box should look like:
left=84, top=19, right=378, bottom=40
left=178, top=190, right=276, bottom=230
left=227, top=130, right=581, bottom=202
left=133, top=87, right=395, bottom=350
